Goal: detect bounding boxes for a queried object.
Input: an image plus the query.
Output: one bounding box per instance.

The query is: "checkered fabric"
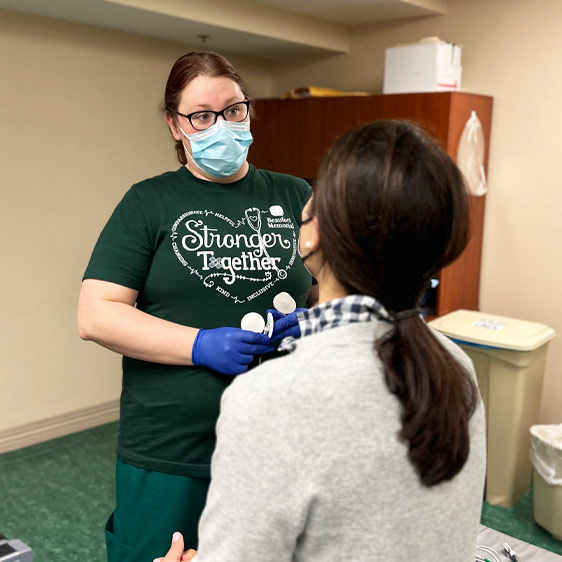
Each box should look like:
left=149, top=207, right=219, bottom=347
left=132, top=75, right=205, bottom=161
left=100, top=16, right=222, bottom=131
left=278, top=295, right=394, bottom=353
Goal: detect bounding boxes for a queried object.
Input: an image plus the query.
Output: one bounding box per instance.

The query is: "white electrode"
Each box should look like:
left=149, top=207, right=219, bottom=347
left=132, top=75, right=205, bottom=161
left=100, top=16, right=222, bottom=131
left=273, top=292, right=296, bottom=315
left=241, top=312, right=266, bottom=333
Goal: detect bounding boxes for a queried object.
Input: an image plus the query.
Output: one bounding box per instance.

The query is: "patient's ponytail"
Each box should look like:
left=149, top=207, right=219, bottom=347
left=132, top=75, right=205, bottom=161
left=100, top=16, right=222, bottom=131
left=376, top=316, right=477, bottom=485
left=312, top=120, right=478, bottom=486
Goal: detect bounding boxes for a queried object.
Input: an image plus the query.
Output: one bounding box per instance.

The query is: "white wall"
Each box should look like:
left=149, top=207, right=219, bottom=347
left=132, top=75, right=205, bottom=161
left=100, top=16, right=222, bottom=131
left=0, top=9, right=272, bottom=438
left=2, top=0, right=560, bottom=443
left=271, top=0, right=562, bottom=423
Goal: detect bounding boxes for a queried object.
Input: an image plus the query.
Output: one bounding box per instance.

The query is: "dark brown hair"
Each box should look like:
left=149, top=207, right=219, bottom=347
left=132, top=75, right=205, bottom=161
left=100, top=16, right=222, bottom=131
left=312, top=120, right=478, bottom=486
left=163, top=51, right=250, bottom=165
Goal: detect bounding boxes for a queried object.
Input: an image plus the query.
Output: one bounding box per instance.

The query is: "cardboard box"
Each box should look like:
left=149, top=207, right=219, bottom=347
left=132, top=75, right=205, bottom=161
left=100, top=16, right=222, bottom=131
left=383, top=38, right=462, bottom=94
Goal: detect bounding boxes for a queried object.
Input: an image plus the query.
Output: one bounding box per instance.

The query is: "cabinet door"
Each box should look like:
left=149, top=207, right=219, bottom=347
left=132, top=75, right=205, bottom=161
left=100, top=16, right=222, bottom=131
left=438, top=93, right=493, bottom=316
left=249, top=94, right=454, bottom=178
left=249, top=93, right=493, bottom=317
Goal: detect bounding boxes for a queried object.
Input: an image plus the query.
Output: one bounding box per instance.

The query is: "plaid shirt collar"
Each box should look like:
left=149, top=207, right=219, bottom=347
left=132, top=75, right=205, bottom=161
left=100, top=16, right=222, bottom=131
left=278, top=294, right=393, bottom=353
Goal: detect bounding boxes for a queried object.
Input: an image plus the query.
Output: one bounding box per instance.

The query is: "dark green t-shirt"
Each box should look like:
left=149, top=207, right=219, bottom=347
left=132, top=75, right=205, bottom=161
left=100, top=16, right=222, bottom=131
left=84, top=165, right=312, bottom=477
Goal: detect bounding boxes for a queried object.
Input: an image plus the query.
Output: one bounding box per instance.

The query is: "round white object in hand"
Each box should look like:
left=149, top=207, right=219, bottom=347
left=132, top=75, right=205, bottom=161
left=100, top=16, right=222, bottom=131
left=273, top=292, right=296, bottom=315
left=241, top=312, right=265, bottom=333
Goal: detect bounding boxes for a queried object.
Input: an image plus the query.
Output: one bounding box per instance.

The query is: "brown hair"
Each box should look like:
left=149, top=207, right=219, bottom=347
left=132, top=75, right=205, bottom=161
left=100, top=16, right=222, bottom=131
left=312, top=120, right=478, bottom=486
left=163, top=51, right=250, bottom=165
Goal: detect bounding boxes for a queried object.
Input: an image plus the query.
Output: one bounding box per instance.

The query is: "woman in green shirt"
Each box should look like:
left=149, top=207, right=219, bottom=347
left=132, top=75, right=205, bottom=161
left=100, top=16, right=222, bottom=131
left=78, top=51, right=314, bottom=562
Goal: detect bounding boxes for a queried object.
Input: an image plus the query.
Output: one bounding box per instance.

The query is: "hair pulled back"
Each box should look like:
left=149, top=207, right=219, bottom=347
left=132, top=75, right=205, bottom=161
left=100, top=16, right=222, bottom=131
left=312, top=120, right=478, bottom=486
left=163, top=51, right=250, bottom=165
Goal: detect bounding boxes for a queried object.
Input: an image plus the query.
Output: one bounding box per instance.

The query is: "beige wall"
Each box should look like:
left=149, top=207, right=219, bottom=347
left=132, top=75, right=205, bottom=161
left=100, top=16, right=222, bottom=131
left=272, top=0, right=562, bottom=423
left=2, top=0, right=560, bottom=439
left=0, top=9, right=272, bottom=435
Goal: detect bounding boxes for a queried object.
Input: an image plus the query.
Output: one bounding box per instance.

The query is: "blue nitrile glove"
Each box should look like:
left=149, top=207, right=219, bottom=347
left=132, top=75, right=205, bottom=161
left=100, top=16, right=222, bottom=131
left=192, top=327, right=275, bottom=375
left=268, top=308, right=307, bottom=343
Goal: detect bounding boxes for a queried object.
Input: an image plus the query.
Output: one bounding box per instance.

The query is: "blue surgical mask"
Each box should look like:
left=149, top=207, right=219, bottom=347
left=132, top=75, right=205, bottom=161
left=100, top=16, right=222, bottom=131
left=179, top=120, right=253, bottom=178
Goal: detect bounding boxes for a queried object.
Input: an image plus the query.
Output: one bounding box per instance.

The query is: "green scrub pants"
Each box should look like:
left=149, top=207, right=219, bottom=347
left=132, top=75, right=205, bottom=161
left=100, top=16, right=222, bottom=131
left=105, top=458, right=210, bottom=562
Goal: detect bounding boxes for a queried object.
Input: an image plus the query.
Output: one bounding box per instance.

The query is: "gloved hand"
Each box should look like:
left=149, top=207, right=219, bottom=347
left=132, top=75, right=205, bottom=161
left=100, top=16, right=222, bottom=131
left=192, top=327, right=275, bottom=375
left=268, top=308, right=307, bottom=343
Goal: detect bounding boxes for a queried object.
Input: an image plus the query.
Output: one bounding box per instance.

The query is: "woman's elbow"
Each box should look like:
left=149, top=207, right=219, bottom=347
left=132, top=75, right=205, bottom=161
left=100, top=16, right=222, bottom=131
left=77, top=296, right=100, bottom=341
left=77, top=280, right=136, bottom=342
left=77, top=311, right=94, bottom=341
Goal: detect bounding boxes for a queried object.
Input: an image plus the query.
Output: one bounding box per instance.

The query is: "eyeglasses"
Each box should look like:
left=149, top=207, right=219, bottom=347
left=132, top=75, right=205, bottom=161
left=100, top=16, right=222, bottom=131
left=175, top=99, right=250, bottom=131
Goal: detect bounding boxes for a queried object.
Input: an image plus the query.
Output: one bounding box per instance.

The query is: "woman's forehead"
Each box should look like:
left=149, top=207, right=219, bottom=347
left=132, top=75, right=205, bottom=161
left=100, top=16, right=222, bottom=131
left=179, top=75, right=243, bottom=111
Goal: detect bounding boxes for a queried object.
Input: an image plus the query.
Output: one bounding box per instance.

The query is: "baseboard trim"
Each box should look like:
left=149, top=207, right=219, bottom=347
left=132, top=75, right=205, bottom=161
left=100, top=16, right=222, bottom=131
left=0, top=400, right=120, bottom=454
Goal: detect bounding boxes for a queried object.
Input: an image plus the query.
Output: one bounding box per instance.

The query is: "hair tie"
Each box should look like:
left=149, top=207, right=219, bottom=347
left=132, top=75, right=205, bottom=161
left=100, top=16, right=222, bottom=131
left=393, top=308, right=421, bottom=321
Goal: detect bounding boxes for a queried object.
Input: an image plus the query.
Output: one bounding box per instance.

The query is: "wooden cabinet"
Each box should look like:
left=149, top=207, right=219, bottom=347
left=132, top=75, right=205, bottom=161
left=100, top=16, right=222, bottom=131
left=248, top=92, right=493, bottom=318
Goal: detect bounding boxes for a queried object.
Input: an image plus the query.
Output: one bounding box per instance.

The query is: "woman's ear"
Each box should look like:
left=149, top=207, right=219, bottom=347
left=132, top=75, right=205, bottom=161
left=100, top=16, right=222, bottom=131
left=165, top=113, right=182, bottom=142
left=308, top=216, right=321, bottom=252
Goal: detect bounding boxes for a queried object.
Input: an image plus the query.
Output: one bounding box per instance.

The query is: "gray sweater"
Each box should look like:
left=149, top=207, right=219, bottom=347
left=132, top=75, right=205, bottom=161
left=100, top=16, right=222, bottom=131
left=195, top=321, right=486, bottom=562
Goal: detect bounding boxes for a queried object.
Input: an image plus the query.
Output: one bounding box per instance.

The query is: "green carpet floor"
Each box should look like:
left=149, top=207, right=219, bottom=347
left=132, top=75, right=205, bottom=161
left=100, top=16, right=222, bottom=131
left=0, top=422, right=118, bottom=561
left=481, top=487, right=562, bottom=555
left=1, top=421, right=561, bottom=560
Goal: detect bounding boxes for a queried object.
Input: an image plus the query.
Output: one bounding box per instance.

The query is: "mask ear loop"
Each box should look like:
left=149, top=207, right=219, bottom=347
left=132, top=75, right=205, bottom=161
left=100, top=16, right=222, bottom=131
left=299, top=245, right=315, bottom=262
left=177, top=125, right=206, bottom=176
left=299, top=215, right=316, bottom=262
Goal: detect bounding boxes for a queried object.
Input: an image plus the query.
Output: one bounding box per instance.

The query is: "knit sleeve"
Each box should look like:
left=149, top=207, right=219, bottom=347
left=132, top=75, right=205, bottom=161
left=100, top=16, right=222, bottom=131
left=194, top=373, right=308, bottom=562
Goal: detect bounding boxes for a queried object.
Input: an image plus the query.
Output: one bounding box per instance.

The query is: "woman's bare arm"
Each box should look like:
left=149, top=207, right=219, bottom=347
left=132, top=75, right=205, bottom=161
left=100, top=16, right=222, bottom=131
left=77, top=279, right=198, bottom=365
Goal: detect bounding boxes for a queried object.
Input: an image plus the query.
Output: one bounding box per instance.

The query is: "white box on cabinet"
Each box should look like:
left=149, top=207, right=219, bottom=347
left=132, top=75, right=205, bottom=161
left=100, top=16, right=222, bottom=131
left=383, top=38, right=462, bottom=94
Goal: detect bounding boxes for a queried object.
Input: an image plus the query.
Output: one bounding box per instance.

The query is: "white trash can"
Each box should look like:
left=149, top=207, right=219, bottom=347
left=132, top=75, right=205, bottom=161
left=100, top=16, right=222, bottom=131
left=429, top=309, right=555, bottom=506
left=530, top=424, right=562, bottom=540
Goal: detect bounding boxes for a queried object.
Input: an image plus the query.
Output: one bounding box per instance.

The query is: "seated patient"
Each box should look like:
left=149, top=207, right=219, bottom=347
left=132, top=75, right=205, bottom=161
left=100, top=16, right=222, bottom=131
left=158, top=120, right=486, bottom=562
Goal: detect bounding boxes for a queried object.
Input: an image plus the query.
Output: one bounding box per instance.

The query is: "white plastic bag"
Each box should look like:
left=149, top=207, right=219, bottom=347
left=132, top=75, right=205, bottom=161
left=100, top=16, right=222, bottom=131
left=530, top=424, right=562, bottom=485
left=456, top=110, right=488, bottom=196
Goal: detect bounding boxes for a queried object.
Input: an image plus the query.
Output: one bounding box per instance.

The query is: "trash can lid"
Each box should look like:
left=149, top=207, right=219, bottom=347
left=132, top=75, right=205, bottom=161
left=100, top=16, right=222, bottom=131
left=530, top=424, right=562, bottom=450
left=429, top=309, right=555, bottom=351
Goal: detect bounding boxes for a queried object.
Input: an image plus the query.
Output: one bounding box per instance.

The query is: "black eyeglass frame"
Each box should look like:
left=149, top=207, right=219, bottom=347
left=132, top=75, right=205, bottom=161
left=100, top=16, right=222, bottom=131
left=175, top=99, right=250, bottom=131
